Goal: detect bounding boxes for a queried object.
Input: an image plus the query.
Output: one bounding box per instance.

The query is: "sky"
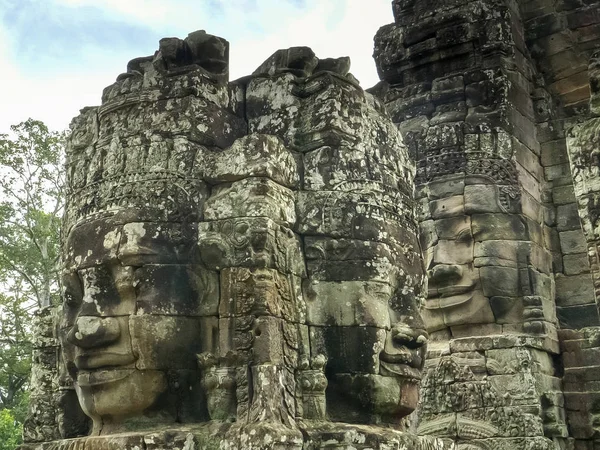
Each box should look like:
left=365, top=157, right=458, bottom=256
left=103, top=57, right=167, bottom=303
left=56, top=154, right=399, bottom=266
left=0, top=0, right=394, bottom=134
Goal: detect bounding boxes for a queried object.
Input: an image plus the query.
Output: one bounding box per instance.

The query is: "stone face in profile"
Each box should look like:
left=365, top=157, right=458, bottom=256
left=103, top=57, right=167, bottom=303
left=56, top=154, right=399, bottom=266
left=27, top=30, right=448, bottom=450
left=244, top=59, right=427, bottom=424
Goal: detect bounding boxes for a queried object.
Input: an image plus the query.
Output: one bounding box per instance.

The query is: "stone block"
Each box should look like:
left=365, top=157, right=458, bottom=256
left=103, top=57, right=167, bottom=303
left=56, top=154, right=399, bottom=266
left=521, top=192, right=543, bottom=224
left=563, top=253, right=590, bottom=276
left=198, top=217, right=305, bottom=276
left=541, top=139, right=569, bottom=166
left=430, top=102, right=467, bottom=125
left=424, top=290, right=496, bottom=332
left=204, top=178, right=296, bottom=226
left=557, top=304, right=600, bottom=329
left=309, top=325, right=386, bottom=375
left=472, top=214, right=528, bottom=241
left=556, top=271, right=595, bottom=307
left=544, top=163, right=572, bottom=182
left=199, top=134, right=300, bottom=188
left=434, top=216, right=471, bottom=240
left=118, top=222, right=198, bottom=266
left=457, top=407, right=544, bottom=438
left=304, top=237, right=415, bottom=283
left=480, top=266, right=520, bottom=297
left=560, top=230, right=588, bottom=255
left=134, top=265, right=219, bottom=316
left=544, top=225, right=561, bottom=252
left=303, top=146, right=403, bottom=191
left=563, top=347, right=600, bottom=370
left=525, top=217, right=544, bottom=247
left=486, top=347, right=554, bottom=375
left=429, top=195, right=465, bottom=219
left=525, top=268, right=555, bottom=300
left=219, top=267, right=300, bottom=322
left=427, top=176, right=465, bottom=199
left=251, top=316, right=286, bottom=365
left=557, top=203, right=582, bottom=231
left=130, top=315, right=202, bottom=370
left=450, top=322, right=502, bottom=339
left=553, top=185, right=576, bottom=205
left=304, top=280, right=392, bottom=328
left=419, top=219, right=438, bottom=250
left=433, top=239, right=474, bottom=265
left=417, top=196, right=432, bottom=221
left=489, top=296, right=523, bottom=324
left=296, top=191, right=418, bottom=249
left=474, top=240, right=529, bottom=266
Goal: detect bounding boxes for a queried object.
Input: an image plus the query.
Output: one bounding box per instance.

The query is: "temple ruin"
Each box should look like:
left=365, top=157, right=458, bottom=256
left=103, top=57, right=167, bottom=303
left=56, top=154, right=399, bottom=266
left=19, top=1, right=600, bottom=449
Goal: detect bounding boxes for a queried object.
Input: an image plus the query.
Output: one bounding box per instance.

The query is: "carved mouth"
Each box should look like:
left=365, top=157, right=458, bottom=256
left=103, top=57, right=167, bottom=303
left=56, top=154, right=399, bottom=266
left=428, top=285, right=474, bottom=298
left=77, top=368, right=135, bottom=387
left=426, top=283, right=475, bottom=310
left=75, top=352, right=136, bottom=370
left=381, top=348, right=422, bottom=365
left=379, top=359, right=422, bottom=381
left=425, top=292, right=474, bottom=310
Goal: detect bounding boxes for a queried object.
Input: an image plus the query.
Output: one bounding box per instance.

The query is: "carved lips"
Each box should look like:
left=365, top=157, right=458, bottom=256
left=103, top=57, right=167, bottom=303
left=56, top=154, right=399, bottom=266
left=77, top=368, right=135, bottom=387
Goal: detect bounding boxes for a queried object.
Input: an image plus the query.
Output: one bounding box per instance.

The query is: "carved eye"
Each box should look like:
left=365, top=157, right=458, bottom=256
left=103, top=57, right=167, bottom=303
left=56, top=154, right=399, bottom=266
left=62, top=272, right=83, bottom=307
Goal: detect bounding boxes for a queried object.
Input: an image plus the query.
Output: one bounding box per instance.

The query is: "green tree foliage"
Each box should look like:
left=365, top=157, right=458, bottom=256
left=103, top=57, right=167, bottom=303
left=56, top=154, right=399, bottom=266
left=0, top=120, right=65, bottom=441
left=0, top=409, right=22, bottom=450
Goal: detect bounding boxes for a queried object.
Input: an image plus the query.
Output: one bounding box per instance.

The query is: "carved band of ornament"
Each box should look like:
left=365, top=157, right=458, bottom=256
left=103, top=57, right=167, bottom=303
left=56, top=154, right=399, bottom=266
left=293, top=129, right=359, bottom=153
left=67, top=170, right=202, bottom=197
left=331, top=179, right=413, bottom=203
left=290, top=71, right=360, bottom=98
left=421, top=153, right=519, bottom=187
left=64, top=176, right=205, bottom=227
left=97, top=91, right=157, bottom=118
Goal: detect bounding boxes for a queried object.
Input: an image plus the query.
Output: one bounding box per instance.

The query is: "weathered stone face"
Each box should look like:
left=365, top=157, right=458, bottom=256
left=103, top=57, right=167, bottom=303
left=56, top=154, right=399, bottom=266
left=420, top=172, right=527, bottom=334
left=373, top=9, right=558, bottom=339
left=60, top=220, right=213, bottom=434
left=243, top=54, right=427, bottom=424
left=58, top=32, right=238, bottom=435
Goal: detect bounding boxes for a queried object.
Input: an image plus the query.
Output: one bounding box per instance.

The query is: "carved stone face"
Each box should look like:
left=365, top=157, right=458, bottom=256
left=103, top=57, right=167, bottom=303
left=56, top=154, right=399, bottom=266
left=420, top=195, right=491, bottom=332
left=306, top=263, right=427, bottom=423
left=417, top=162, right=554, bottom=337
left=60, top=220, right=216, bottom=435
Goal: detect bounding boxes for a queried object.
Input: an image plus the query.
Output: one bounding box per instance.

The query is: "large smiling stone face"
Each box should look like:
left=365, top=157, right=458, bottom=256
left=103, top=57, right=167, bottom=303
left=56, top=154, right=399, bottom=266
left=60, top=220, right=217, bottom=435
left=417, top=160, right=555, bottom=338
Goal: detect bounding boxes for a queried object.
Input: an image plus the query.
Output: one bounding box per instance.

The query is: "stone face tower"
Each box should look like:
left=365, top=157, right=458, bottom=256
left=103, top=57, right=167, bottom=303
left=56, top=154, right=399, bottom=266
left=20, top=32, right=451, bottom=450
left=374, top=1, right=600, bottom=449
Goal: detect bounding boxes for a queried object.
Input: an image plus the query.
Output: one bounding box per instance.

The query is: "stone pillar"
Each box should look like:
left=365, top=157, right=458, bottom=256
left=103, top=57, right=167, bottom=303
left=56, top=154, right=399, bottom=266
left=22, top=307, right=61, bottom=443
left=373, top=1, right=567, bottom=447
left=564, top=51, right=600, bottom=450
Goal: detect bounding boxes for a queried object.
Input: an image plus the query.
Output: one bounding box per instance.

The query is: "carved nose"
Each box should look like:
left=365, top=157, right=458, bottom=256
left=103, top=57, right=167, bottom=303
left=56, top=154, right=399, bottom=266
left=67, top=316, right=121, bottom=349
left=428, top=264, right=463, bottom=285
left=392, top=325, right=429, bottom=349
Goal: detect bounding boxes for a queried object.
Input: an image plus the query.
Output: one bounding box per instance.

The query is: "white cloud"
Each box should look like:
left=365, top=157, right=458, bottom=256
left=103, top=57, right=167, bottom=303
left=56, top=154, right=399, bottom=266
left=0, top=0, right=393, bottom=133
